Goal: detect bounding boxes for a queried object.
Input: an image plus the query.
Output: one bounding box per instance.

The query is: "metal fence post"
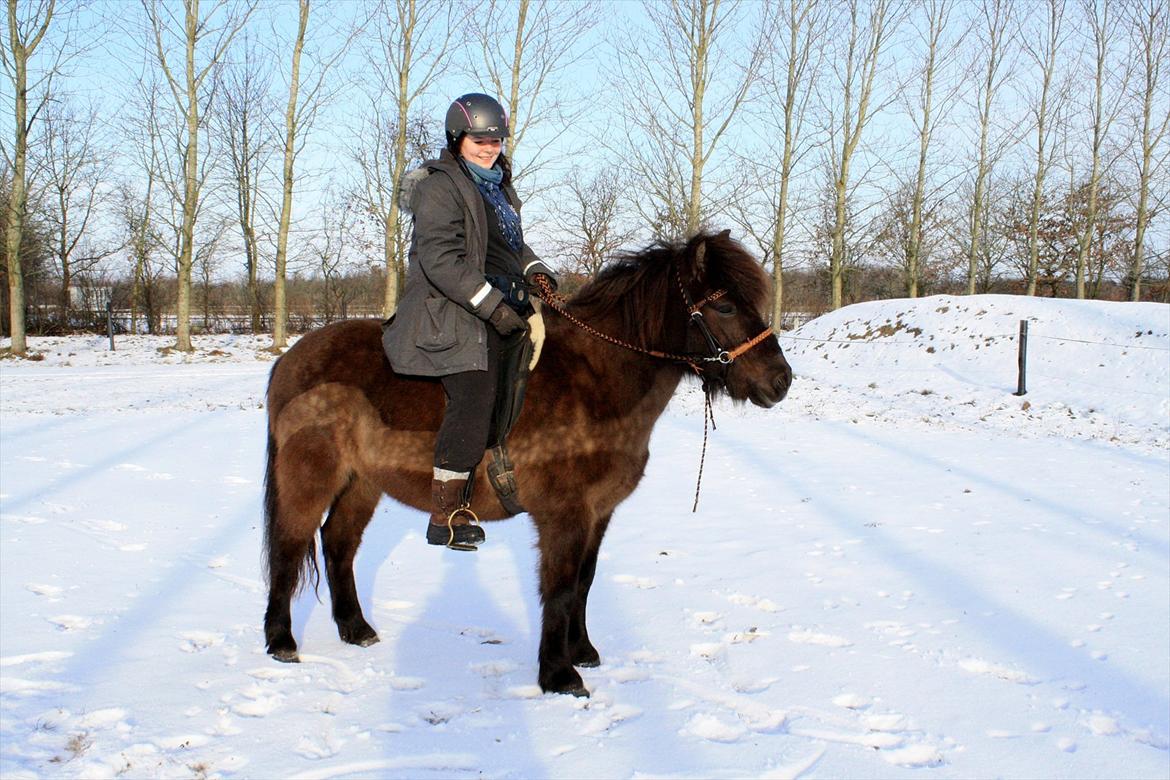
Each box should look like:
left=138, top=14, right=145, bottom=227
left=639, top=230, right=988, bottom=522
left=107, top=301, right=115, bottom=352
left=1014, top=319, right=1028, bottom=396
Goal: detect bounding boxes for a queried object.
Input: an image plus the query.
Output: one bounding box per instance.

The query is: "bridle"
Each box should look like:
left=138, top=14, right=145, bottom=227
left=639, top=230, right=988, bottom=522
left=531, top=272, right=773, bottom=379
left=530, top=259, right=774, bottom=512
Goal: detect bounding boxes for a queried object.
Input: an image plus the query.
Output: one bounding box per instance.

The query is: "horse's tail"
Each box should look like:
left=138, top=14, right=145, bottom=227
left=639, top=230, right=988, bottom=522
left=262, top=387, right=321, bottom=600
left=261, top=424, right=280, bottom=586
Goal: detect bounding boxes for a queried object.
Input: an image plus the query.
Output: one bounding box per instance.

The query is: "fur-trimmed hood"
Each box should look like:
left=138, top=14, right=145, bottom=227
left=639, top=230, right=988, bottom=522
left=396, top=166, right=435, bottom=215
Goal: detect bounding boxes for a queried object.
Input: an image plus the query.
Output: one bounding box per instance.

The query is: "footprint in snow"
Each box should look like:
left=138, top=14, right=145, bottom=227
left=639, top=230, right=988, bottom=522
left=25, top=583, right=64, bottom=599
left=179, top=631, right=225, bottom=653
left=726, top=593, right=782, bottom=612
left=832, top=693, right=871, bottom=710
left=681, top=712, right=747, bottom=743
left=81, top=518, right=126, bottom=533
left=578, top=703, right=642, bottom=736
left=469, top=660, right=518, bottom=678
left=957, top=657, right=1037, bottom=685
left=787, top=629, right=853, bottom=648
left=76, top=707, right=129, bottom=730
left=416, top=701, right=465, bottom=726
left=232, top=692, right=282, bottom=718
left=612, top=574, right=656, bottom=589
left=3, top=514, right=48, bottom=525
left=47, top=615, right=96, bottom=632
left=689, top=611, right=722, bottom=628
left=0, top=650, right=73, bottom=668
left=296, top=730, right=343, bottom=759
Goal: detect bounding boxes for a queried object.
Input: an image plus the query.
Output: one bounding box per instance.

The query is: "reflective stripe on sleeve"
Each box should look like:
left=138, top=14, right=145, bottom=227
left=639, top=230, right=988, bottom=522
left=470, top=282, right=492, bottom=308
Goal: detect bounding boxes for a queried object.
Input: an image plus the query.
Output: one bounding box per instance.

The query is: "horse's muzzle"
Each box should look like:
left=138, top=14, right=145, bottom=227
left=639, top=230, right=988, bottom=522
left=750, top=361, right=792, bottom=408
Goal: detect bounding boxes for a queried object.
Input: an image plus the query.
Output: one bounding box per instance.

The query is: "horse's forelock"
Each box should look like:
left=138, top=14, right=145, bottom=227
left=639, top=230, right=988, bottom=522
left=682, top=231, right=770, bottom=317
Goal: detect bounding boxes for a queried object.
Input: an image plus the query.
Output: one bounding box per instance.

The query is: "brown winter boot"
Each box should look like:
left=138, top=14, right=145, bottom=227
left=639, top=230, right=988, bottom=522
left=426, top=476, right=485, bottom=551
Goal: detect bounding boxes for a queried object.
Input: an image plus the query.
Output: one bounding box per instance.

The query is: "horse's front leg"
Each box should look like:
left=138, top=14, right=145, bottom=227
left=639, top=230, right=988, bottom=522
left=537, top=516, right=590, bottom=696
left=568, top=512, right=612, bottom=668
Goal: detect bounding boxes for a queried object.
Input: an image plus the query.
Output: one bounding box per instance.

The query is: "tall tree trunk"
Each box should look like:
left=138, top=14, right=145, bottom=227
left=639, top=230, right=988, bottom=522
left=966, top=0, right=1009, bottom=295
left=174, top=0, right=201, bottom=351
left=1130, top=0, right=1168, bottom=301
left=3, top=0, right=54, bottom=355
left=907, top=0, right=947, bottom=298
left=382, top=0, right=414, bottom=316
left=504, top=0, right=528, bottom=162
left=1024, top=0, right=1064, bottom=297
left=272, top=0, right=308, bottom=349
left=1074, top=0, right=1114, bottom=300
left=828, top=0, right=893, bottom=310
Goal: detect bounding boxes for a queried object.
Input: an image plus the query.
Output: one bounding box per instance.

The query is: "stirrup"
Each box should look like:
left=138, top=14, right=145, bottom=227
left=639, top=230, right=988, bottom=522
left=428, top=505, right=483, bottom=551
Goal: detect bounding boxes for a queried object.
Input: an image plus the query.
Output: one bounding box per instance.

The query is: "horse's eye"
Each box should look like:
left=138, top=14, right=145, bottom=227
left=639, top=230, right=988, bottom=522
left=713, top=301, right=736, bottom=317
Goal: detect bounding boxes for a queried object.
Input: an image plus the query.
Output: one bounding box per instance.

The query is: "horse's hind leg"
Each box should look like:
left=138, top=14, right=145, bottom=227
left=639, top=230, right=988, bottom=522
left=264, top=427, right=346, bottom=662
left=536, top=514, right=590, bottom=696
left=321, top=477, right=381, bottom=647
left=568, top=512, right=612, bottom=668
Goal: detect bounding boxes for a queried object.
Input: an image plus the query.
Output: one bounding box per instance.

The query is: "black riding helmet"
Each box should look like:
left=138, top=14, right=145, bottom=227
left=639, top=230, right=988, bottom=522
left=445, top=93, right=510, bottom=146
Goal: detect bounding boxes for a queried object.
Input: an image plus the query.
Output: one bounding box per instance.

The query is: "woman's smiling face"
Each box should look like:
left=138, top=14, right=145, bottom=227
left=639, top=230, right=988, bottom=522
left=460, top=135, right=502, bottom=169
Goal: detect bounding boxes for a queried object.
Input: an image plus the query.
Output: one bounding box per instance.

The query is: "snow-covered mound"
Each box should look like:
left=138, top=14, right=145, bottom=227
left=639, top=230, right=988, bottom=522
left=777, top=294, right=1170, bottom=450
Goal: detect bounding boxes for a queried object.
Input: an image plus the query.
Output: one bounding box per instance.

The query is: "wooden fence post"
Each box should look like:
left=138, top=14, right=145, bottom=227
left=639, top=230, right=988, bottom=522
left=1014, top=319, right=1028, bottom=396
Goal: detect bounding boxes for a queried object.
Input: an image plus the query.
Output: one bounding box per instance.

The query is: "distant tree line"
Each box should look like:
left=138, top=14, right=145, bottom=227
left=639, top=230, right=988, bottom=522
left=2, top=0, right=1167, bottom=353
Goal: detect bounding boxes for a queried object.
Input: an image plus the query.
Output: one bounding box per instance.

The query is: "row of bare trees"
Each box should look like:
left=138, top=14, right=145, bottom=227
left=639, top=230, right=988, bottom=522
left=3, top=0, right=1168, bottom=357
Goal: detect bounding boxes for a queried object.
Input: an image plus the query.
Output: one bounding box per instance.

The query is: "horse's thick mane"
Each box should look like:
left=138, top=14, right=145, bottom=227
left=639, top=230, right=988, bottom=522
left=567, top=231, right=770, bottom=352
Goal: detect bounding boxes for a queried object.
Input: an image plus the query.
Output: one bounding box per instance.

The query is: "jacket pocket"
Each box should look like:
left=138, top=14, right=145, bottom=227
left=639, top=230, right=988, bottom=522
left=417, top=297, right=459, bottom=352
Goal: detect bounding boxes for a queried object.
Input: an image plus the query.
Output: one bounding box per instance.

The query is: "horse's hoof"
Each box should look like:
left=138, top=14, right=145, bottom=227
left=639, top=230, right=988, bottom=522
left=540, top=667, right=590, bottom=697
left=271, top=648, right=300, bottom=663
left=572, top=646, right=601, bottom=668
left=338, top=620, right=379, bottom=648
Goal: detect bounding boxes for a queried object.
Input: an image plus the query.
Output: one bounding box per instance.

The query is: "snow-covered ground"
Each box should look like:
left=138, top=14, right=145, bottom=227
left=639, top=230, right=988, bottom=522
left=1, top=294, right=1167, bottom=779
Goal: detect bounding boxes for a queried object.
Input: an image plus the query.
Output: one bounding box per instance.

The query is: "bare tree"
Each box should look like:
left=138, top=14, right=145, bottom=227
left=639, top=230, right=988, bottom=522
left=466, top=0, right=597, bottom=186
left=549, top=167, right=636, bottom=278
left=216, top=31, right=275, bottom=333
left=39, top=97, right=119, bottom=321
left=615, top=0, right=768, bottom=241
left=352, top=110, right=436, bottom=316
left=1127, top=0, right=1169, bottom=300
left=758, top=0, right=828, bottom=326
left=1, top=0, right=56, bottom=354
left=1070, top=0, right=1129, bottom=298
left=823, top=0, right=904, bottom=309
left=1021, top=0, right=1070, bottom=296
left=964, top=0, right=1014, bottom=295
left=270, top=0, right=308, bottom=350
left=361, top=0, right=458, bottom=316
left=902, top=0, right=959, bottom=298
left=144, top=0, right=254, bottom=351
left=308, top=190, right=360, bottom=323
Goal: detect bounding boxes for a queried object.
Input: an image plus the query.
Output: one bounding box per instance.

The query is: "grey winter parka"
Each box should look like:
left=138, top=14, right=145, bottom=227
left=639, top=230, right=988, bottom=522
left=382, top=149, right=553, bottom=377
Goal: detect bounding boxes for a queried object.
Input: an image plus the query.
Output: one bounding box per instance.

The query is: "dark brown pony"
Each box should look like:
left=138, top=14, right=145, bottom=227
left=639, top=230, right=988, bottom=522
left=262, top=230, right=792, bottom=696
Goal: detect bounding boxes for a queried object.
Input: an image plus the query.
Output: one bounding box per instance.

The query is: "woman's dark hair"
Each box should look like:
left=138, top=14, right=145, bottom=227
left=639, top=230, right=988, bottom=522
left=446, top=133, right=513, bottom=187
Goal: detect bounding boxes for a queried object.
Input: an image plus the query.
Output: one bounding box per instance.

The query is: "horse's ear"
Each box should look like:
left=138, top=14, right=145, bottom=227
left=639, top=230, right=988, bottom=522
left=718, top=228, right=731, bottom=240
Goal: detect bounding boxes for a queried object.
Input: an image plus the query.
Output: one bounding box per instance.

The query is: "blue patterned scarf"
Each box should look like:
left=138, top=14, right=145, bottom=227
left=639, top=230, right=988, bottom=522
left=464, top=159, right=523, bottom=252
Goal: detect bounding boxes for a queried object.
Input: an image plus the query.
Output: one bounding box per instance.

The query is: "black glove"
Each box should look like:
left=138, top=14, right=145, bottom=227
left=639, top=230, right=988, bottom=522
left=488, top=301, right=528, bottom=336
left=525, top=267, right=558, bottom=293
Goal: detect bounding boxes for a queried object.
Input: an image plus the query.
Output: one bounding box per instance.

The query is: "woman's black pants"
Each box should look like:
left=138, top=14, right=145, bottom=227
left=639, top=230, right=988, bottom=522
left=434, top=326, right=503, bottom=474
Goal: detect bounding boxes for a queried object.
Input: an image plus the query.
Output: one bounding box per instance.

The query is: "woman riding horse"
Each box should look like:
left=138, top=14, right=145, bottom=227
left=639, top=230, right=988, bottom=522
left=382, top=93, right=557, bottom=550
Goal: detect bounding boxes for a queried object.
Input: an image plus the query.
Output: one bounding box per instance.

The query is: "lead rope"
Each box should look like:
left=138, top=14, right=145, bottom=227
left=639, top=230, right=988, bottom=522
left=692, top=382, right=718, bottom=513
